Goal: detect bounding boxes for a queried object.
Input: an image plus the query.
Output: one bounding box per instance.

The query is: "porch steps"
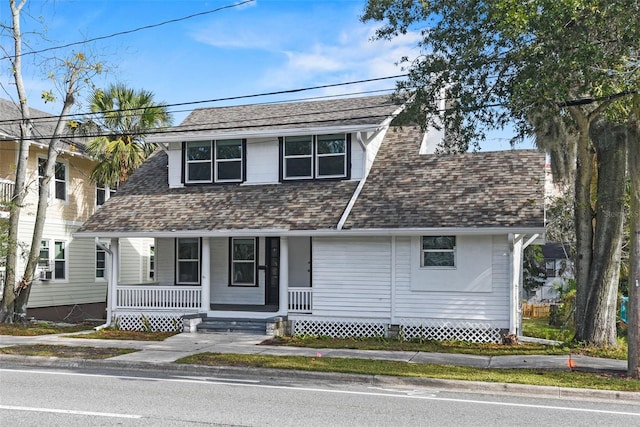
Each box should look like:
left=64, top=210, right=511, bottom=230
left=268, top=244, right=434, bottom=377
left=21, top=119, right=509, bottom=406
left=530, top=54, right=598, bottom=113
left=196, top=317, right=275, bottom=334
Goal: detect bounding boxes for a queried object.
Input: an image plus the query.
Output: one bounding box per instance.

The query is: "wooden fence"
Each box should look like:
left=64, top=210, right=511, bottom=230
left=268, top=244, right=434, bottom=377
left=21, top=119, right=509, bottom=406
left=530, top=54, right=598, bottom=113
left=522, top=303, right=551, bottom=319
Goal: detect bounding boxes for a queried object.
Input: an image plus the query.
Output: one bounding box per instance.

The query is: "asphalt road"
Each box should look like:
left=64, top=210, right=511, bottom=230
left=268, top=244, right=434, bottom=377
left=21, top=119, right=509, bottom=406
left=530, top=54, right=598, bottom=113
left=1, top=366, right=639, bottom=426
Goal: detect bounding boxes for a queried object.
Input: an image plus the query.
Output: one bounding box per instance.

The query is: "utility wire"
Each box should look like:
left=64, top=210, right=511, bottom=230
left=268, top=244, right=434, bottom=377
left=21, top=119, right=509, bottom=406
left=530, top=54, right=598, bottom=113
left=0, top=76, right=406, bottom=125
left=0, top=0, right=256, bottom=61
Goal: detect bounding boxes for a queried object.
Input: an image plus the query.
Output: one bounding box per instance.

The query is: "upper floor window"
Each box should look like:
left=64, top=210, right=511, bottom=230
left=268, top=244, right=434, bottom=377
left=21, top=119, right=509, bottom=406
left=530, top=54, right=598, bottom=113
left=96, top=181, right=117, bottom=206
left=421, top=236, right=456, bottom=268
left=38, top=158, right=67, bottom=201
left=281, top=134, right=349, bottom=180
left=184, top=139, right=245, bottom=184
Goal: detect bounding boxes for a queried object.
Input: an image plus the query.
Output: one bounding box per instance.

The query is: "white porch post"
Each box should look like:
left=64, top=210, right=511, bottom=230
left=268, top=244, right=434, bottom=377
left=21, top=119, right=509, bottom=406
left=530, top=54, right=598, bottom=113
left=109, top=238, right=120, bottom=321
left=509, top=234, right=524, bottom=335
left=279, top=236, right=289, bottom=316
left=201, top=237, right=210, bottom=313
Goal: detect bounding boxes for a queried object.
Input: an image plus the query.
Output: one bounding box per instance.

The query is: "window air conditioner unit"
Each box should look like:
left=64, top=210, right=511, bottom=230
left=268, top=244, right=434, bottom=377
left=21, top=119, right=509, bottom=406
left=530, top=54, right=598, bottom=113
left=39, top=270, right=53, bottom=281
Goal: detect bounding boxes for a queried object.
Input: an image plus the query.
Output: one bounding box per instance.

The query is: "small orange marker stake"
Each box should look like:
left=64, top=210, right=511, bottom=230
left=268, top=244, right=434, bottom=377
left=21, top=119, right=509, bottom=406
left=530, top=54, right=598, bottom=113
left=568, top=354, right=576, bottom=370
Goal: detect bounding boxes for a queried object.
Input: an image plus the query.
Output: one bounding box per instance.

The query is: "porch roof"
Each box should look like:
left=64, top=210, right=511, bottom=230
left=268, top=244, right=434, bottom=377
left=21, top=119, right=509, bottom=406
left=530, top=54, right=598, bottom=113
left=75, top=150, right=358, bottom=235
left=342, top=126, right=546, bottom=230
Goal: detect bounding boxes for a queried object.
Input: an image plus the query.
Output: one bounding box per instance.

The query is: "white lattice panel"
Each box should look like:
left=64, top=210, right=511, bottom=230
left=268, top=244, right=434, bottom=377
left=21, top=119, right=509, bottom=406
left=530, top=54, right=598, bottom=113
left=292, top=317, right=387, bottom=338
left=397, top=318, right=501, bottom=343
left=115, top=312, right=183, bottom=332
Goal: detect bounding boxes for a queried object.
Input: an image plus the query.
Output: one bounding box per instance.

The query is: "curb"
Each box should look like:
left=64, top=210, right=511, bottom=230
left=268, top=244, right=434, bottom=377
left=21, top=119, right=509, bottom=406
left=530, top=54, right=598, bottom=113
left=2, top=355, right=639, bottom=404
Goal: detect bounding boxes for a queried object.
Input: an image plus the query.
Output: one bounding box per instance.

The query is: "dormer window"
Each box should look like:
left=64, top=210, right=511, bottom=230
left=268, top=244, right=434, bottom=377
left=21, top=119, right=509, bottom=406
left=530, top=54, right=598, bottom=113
left=184, top=139, right=245, bottom=184
left=281, top=133, right=350, bottom=180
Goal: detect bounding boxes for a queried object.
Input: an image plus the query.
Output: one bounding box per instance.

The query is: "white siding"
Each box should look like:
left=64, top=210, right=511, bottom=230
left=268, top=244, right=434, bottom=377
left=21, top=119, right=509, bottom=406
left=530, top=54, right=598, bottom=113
left=312, top=237, right=391, bottom=318
left=167, top=142, right=183, bottom=188
left=155, top=238, right=175, bottom=286
left=393, top=235, right=510, bottom=327
left=245, top=137, right=279, bottom=184
left=119, top=238, right=155, bottom=284
left=209, top=237, right=264, bottom=305
left=350, top=138, right=364, bottom=180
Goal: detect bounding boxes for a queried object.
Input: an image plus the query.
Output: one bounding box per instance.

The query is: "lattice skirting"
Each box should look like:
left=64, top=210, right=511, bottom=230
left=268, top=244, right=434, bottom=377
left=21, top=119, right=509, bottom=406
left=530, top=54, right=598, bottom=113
left=397, top=318, right=502, bottom=343
left=291, top=317, right=387, bottom=338
left=114, top=312, right=184, bottom=332
left=290, top=316, right=502, bottom=343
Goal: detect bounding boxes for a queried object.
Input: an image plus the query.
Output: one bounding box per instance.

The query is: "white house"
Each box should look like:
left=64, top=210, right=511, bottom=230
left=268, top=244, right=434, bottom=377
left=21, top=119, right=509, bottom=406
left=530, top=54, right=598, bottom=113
left=0, top=98, right=154, bottom=322
left=74, top=95, right=546, bottom=341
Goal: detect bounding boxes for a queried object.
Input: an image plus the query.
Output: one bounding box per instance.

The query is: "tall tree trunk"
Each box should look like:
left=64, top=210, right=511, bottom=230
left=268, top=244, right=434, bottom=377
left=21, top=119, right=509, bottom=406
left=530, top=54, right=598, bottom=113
left=581, top=119, right=627, bottom=346
left=628, top=100, right=640, bottom=377
left=13, top=97, right=76, bottom=320
left=573, top=118, right=595, bottom=340
left=0, top=0, right=30, bottom=323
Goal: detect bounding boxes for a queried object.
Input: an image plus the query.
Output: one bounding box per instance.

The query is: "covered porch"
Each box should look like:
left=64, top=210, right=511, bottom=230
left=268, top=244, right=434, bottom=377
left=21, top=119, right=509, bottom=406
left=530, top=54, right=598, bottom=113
left=104, top=236, right=313, bottom=329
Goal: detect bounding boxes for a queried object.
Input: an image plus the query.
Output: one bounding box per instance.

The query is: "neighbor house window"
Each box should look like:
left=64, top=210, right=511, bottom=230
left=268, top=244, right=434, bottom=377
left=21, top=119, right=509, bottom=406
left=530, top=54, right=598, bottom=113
left=282, top=134, right=349, bottom=180
left=421, top=236, right=456, bottom=268
left=176, top=238, right=200, bottom=284
left=38, top=240, right=50, bottom=271
left=38, top=158, right=67, bottom=200
left=185, top=140, right=244, bottom=184
left=54, top=241, right=66, bottom=279
left=96, top=245, right=106, bottom=279
left=148, top=245, right=155, bottom=280
left=230, top=237, right=256, bottom=286
left=96, top=181, right=117, bottom=206
left=545, top=260, right=557, bottom=278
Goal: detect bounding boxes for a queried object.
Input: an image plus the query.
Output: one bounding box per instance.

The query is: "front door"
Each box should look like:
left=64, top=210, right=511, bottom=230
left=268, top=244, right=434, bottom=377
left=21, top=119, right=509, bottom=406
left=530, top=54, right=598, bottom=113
left=265, top=237, right=280, bottom=305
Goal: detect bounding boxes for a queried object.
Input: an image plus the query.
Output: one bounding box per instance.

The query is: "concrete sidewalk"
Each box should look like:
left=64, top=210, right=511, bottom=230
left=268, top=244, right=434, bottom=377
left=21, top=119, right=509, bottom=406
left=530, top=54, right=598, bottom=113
left=0, top=330, right=627, bottom=372
left=1, top=331, right=637, bottom=404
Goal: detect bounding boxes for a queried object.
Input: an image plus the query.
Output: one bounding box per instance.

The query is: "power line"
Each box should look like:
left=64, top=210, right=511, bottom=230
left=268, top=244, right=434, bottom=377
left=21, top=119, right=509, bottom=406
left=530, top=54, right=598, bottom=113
left=1, top=0, right=256, bottom=61
left=0, top=76, right=406, bottom=126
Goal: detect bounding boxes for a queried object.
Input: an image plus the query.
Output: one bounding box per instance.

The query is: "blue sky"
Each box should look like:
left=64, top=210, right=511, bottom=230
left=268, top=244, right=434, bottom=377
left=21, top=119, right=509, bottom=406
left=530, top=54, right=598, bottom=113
left=1, top=0, right=532, bottom=150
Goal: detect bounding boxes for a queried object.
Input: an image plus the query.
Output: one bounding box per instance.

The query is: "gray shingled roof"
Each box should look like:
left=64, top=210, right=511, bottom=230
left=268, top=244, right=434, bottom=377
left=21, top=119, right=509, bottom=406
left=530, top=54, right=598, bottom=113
left=0, top=98, right=85, bottom=153
left=76, top=150, right=359, bottom=234
left=150, top=95, right=401, bottom=139
left=343, top=126, right=546, bottom=229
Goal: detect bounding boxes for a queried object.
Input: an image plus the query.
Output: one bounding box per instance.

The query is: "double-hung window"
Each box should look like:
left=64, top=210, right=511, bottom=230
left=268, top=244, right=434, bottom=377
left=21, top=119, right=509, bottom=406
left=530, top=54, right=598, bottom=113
left=282, top=133, right=348, bottom=180
left=38, top=240, right=66, bottom=280
left=96, top=181, right=117, bottom=206
left=148, top=245, right=155, bottom=280
left=38, top=158, right=67, bottom=200
left=185, top=139, right=244, bottom=183
left=230, top=237, right=256, bottom=286
left=421, top=236, right=456, bottom=268
left=176, top=238, right=200, bottom=284
left=96, top=245, right=106, bottom=279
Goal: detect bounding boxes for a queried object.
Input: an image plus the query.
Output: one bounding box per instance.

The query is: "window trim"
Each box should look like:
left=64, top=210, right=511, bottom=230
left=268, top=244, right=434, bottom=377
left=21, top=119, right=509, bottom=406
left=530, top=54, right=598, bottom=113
left=228, top=237, right=258, bottom=287
left=175, top=238, right=201, bottom=285
left=148, top=244, right=155, bottom=281
left=96, top=181, right=117, bottom=207
left=38, top=157, right=68, bottom=202
left=421, top=236, right=456, bottom=269
left=280, top=134, right=351, bottom=181
left=95, top=244, right=107, bottom=280
left=183, top=139, right=246, bottom=184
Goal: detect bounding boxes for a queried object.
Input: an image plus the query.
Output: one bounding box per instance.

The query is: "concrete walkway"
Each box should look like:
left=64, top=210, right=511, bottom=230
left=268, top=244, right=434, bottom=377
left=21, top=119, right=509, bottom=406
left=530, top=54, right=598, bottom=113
left=0, top=331, right=635, bottom=403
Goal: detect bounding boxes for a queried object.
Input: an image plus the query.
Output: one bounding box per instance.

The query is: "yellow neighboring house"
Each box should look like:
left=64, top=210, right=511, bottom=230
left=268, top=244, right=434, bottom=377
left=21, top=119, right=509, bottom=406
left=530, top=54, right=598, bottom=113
left=0, top=98, right=154, bottom=322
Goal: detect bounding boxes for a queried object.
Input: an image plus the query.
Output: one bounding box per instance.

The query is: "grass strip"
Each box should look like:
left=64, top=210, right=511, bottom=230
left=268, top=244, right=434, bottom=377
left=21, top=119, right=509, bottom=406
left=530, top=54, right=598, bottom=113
left=65, top=329, right=177, bottom=341
left=175, top=352, right=640, bottom=392
left=0, top=322, right=95, bottom=336
left=0, top=344, right=136, bottom=359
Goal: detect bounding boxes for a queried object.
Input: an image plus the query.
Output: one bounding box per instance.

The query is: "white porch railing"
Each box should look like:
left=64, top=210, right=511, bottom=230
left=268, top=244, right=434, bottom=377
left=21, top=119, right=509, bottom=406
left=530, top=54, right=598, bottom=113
left=0, top=179, right=14, bottom=205
left=116, top=285, right=201, bottom=310
left=288, top=287, right=312, bottom=313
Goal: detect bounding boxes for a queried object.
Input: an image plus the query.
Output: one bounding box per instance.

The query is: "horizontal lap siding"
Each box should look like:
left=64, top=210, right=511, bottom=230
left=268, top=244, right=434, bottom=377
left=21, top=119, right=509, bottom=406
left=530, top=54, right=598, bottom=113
left=25, top=222, right=106, bottom=308
left=312, top=237, right=391, bottom=318
left=393, top=236, right=510, bottom=327
left=210, top=237, right=264, bottom=305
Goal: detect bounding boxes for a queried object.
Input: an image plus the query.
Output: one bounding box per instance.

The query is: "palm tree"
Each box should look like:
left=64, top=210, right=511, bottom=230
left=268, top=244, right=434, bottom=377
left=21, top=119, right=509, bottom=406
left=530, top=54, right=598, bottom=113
left=84, top=84, right=172, bottom=187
